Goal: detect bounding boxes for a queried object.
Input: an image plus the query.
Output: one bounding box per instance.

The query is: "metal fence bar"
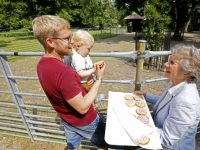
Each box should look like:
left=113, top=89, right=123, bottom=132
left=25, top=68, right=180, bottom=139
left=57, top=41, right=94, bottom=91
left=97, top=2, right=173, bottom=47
left=23, top=114, right=57, bottom=119
left=0, top=122, right=25, bottom=129
left=143, top=78, right=168, bottom=83
left=0, top=90, right=11, bottom=93
left=14, top=92, right=46, bottom=97
left=0, top=110, right=20, bottom=115
left=26, top=120, right=60, bottom=127
left=29, top=127, right=64, bottom=134
left=0, top=126, right=28, bottom=134
left=0, top=116, right=23, bottom=122
left=0, top=101, right=16, bottom=106
left=1, top=49, right=199, bottom=58
left=20, top=104, right=54, bottom=110
left=0, top=132, right=30, bottom=139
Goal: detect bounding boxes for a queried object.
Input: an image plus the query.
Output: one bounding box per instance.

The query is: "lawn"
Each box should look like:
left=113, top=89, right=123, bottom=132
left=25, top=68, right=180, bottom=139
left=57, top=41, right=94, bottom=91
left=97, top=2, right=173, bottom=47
left=0, top=27, right=126, bottom=61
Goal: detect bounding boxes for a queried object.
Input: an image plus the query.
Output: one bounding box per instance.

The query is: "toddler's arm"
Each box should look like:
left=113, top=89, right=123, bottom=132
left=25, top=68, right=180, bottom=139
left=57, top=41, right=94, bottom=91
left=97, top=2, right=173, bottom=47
left=77, top=67, right=96, bottom=78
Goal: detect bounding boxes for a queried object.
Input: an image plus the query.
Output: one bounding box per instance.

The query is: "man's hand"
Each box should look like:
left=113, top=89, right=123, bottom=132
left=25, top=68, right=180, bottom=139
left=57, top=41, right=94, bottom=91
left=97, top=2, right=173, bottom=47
left=95, top=61, right=106, bottom=79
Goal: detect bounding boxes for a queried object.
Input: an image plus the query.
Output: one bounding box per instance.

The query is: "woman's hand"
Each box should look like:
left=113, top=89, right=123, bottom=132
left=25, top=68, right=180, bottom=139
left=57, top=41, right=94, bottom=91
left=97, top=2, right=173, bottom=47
left=134, top=91, right=147, bottom=98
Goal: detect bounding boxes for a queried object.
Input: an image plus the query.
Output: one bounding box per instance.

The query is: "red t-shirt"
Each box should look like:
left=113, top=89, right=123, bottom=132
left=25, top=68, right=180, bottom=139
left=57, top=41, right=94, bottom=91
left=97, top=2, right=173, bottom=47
left=37, top=57, right=97, bottom=126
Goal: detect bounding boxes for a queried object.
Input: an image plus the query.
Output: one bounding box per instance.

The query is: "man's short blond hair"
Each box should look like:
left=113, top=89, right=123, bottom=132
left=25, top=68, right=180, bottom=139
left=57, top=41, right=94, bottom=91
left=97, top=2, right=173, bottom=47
left=32, top=15, right=70, bottom=50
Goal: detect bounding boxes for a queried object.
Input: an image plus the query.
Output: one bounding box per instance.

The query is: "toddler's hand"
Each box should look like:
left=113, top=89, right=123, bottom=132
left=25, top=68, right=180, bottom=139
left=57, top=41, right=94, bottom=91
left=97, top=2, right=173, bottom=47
left=87, top=75, right=94, bottom=85
left=95, top=61, right=105, bottom=69
left=87, top=78, right=94, bottom=85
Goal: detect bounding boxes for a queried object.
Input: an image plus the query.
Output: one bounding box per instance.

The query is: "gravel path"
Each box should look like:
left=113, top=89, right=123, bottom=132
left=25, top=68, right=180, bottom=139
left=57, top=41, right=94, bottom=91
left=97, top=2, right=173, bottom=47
left=1, top=32, right=200, bottom=150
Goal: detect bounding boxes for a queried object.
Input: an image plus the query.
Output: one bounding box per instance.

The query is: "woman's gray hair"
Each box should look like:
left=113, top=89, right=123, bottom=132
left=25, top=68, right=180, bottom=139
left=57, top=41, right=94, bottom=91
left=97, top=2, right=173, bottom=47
left=171, top=44, right=200, bottom=83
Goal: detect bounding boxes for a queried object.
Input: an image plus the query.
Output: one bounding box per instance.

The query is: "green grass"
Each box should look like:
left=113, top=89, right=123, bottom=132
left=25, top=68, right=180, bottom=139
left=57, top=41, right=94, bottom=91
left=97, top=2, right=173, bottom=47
left=0, top=37, right=41, bottom=51
left=0, top=36, right=43, bottom=61
left=0, top=28, right=124, bottom=62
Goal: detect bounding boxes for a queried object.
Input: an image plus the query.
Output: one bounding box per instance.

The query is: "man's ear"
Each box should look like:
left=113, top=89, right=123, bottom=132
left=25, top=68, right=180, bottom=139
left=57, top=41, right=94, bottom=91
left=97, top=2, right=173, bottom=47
left=46, top=38, right=54, bottom=48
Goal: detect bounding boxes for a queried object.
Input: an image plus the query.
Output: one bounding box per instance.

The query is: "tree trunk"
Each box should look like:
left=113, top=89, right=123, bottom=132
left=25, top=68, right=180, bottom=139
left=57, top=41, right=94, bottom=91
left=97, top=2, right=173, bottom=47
left=184, top=19, right=191, bottom=33
left=172, top=0, right=189, bottom=40
left=172, top=21, right=185, bottom=40
left=172, top=0, right=199, bottom=40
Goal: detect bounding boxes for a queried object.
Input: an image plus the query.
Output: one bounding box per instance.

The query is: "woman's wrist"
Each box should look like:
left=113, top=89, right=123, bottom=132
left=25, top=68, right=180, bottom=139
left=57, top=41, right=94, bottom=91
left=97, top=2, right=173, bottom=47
left=143, top=92, right=147, bottom=98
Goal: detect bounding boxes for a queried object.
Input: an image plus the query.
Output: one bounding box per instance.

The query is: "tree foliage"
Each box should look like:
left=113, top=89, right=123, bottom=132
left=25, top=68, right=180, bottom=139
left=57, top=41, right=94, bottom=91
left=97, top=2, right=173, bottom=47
left=0, top=0, right=119, bottom=31
left=114, top=0, right=145, bottom=16
left=0, top=0, right=200, bottom=40
left=115, top=0, right=200, bottom=41
left=171, top=0, right=200, bottom=40
left=142, top=0, right=171, bottom=50
left=80, top=0, right=118, bottom=27
left=0, top=1, right=28, bottom=30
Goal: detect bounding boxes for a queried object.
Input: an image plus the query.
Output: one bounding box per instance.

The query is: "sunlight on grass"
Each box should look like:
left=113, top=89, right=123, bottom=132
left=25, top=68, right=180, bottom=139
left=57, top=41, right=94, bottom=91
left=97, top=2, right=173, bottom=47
left=0, top=28, right=125, bottom=62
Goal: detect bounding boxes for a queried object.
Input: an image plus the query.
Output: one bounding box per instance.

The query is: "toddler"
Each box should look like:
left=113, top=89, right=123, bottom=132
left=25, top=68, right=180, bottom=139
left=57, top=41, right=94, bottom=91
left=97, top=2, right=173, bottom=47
left=64, top=30, right=105, bottom=104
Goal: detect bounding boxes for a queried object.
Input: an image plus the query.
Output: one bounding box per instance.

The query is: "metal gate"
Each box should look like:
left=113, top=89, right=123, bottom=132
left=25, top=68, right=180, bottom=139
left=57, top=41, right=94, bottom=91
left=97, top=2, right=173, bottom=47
left=0, top=44, right=200, bottom=149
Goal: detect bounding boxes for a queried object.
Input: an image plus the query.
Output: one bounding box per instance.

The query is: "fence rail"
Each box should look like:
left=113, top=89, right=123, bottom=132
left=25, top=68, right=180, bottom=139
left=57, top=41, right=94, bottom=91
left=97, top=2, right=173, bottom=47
left=0, top=47, right=200, bottom=149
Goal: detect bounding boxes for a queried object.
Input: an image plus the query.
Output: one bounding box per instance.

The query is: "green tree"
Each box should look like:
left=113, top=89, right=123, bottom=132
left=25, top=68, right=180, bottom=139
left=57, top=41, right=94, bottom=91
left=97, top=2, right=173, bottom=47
left=0, top=0, right=119, bottom=30
left=115, top=0, right=144, bottom=16
left=171, top=0, right=200, bottom=40
left=80, top=0, right=118, bottom=27
left=0, top=0, right=28, bottom=30
left=188, top=6, right=200, bottom=32
left=115, top=0, right=200, bottom=40
left=142, top=0, right=171, bottom=50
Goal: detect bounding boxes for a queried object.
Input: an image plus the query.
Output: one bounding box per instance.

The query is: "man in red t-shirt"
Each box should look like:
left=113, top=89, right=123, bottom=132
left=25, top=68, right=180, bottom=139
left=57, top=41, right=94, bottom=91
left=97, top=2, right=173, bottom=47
left=32, top=15, right=107, bottom=150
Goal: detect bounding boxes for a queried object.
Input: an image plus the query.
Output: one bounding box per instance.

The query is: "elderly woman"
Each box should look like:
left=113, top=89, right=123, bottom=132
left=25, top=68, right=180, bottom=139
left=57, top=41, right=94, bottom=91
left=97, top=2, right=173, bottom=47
left=135, top=44, right=200, bottom=150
